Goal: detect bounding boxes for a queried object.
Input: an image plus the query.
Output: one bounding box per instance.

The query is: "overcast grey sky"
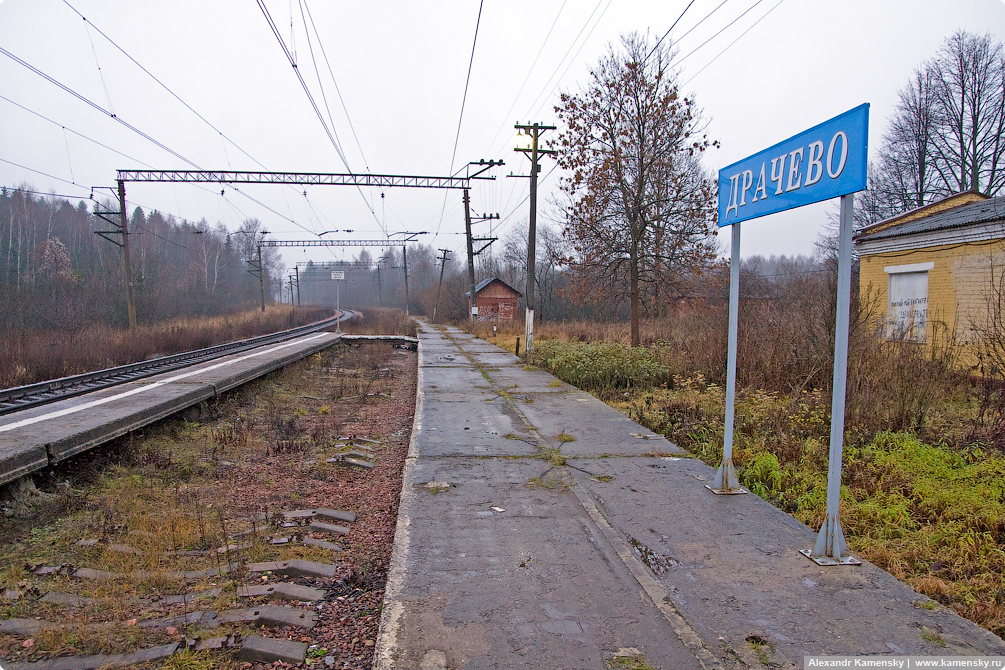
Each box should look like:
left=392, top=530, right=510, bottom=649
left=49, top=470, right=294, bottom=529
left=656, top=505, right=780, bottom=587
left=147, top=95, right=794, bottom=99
left=2, top=0, right=1004, bottom=270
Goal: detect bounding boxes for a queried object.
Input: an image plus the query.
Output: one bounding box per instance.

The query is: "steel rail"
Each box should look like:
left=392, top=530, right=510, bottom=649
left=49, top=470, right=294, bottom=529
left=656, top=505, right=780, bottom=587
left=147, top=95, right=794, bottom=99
left=0, top=311, right=357, bottom=416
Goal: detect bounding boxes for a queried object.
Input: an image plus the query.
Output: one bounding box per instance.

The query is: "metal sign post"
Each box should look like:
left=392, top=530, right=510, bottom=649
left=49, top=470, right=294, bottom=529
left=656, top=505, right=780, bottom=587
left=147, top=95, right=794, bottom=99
left=333, top=271, right=344, bottom=334
left=714, top=104, right=869, bottom=565
left=801, top=192, right=859, bottom=565
left=709, top=221, right=747, bottom=494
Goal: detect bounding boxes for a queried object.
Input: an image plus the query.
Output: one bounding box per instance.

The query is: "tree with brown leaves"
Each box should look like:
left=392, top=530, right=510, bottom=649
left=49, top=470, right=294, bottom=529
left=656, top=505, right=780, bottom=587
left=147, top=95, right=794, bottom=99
left=554, top=33, right=719, bottom=347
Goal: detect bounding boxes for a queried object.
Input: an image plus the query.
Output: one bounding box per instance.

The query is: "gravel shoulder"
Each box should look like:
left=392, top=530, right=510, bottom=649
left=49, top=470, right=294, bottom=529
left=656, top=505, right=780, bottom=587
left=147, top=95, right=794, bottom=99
left=0, top=340, right=416, bottom=670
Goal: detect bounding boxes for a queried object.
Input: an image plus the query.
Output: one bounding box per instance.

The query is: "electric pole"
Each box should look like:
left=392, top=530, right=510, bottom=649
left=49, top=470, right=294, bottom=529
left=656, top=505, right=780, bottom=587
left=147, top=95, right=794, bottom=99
left=432, top=248, right=451, bottom=322
left=377, top=255, right=389, bottom=308
left=257, top=245, right=266, bottom=311
left=402, top=245, right=410, bottom=316
left=514, top=122, right=556, bottom=356
left=459, top=160, right=504, bottom=321
left=294, top=266, right=301, bottom=306
left=116, top=180, right=137, bottom=331
left=389, top=231, right=426, bottom=316
left=462, top=188, right=500, bottom=321
left=92, top=184, right=136, bottom=330
left=464, top=189, right=475, bottom=321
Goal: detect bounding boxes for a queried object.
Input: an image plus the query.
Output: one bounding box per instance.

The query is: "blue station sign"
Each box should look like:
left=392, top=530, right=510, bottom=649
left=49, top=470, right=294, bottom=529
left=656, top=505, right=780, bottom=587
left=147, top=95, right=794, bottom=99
left=717, top=103, right=869, bottom=227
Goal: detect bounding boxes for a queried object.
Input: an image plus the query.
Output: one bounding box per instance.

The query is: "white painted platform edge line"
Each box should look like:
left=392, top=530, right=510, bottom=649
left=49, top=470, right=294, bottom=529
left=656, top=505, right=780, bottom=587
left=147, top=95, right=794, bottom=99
left=0, top=333, right=329, bottom=433
left=569, top=476, right=725, bottom=670
left=374, top=336, right=423, bottom=670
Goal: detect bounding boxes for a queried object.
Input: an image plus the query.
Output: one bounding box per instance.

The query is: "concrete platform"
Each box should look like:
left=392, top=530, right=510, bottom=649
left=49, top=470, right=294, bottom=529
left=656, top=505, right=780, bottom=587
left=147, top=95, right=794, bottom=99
left=376, top=323, right=1005, bottom=670
left=0, top=332, right=340, bottom=486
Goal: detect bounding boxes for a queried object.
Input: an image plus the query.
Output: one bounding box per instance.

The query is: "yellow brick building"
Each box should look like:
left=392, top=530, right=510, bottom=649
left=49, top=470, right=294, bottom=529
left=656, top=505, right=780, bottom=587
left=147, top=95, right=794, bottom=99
left=855, top=192, right=1005, bottom=369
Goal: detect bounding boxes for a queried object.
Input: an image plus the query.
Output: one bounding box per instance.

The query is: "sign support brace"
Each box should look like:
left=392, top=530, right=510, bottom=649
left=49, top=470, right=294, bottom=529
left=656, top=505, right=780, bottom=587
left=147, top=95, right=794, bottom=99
left=801, top=193, right=861, bottom=565
left=708, top=223, right=747, bottom=495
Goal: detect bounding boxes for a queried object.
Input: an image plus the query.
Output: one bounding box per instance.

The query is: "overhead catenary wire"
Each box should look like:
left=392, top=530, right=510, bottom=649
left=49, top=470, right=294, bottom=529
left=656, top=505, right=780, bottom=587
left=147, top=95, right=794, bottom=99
left=256, top=0, right=350, bottom=170
left=681, top=0, right=786, bottom=87
left=0, top=46, right=202, bottom=170
left=674, top=0, right=768, bottom=68
left=259, top=0, right=388, bottom=236
left=302, top=0, right=371, bottom=172
left=1, top=188, right=92, bottom=200
left=520, top=0, right=614, bottom=130
left=644, top=0, right=698, bottom=62
left=434, top=0, right=486, bottom=240
left=0, top=94, right=153, bottom=168
left=61, top=127, right=76, bottom=185
left=0, top=157, right=82, bottom=190
left=299, top=0, right=346, bottom=166
left=61, top=0, right=355, bottom=237
left=296, top=0, right=383, bottom=236
left=1, top=93, right=315, bottom=233
left=80, top=11, right=115, bottom=116
left=674, top=0, right=732, bottom=46
left=479, top=0, right=569, bottom=160
left=62, top=0, right=261, bottom=168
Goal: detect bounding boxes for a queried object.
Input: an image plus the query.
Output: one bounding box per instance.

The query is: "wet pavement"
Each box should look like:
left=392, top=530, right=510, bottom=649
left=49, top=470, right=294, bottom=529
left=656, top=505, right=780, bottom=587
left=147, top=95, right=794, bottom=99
left=375, top=323, right=1005, bottom=670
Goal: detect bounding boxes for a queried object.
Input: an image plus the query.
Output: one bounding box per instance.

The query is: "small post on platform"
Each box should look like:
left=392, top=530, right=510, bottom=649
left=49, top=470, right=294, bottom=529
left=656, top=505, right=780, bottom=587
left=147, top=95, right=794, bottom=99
left=709, top=222, right=747, bottom=495
left=333, top=270, right=344, bottom=334
left=802, top=193, right=861, bottom=565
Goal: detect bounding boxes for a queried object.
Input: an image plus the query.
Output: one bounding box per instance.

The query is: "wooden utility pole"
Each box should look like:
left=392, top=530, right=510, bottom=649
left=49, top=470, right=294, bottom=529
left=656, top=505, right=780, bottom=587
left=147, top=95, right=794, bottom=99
left=116, top=180, right=137, bottom=331
left=257, top=245, right=266, bottom=312
left=402, top=245, right=410, bottom=316
left=432, top=248, right=451, bottom=322
left=464, top=188, right=475, bottom=321
left=514, top=122, right=556, bottom=355
left=463, top=188, right=500, bottom=321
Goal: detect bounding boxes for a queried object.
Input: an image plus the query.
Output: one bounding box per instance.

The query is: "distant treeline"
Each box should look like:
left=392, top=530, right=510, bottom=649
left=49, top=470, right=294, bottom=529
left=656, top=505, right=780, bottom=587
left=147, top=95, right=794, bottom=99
left=0, top=186, right=273, bottom=338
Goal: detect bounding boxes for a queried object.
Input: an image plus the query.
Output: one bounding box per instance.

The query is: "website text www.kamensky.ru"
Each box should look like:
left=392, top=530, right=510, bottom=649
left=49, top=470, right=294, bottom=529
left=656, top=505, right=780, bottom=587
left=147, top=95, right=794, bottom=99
left=805, top=657, right=1005, bottom=669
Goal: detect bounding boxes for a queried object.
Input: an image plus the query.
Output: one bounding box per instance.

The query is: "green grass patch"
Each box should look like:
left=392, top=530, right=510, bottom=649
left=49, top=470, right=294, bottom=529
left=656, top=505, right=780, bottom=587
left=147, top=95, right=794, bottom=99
left=530, top=358, right=1005, bottom=639
left=529, top=340, right=668, bottom=391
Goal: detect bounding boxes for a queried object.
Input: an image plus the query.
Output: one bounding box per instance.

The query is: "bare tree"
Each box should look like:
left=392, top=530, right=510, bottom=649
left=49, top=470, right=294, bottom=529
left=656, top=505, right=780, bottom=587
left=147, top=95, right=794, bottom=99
left=869, top=30, right=1005, bottom=221
left=889, top=67, right=939, bottom=207
left=929, top=31, right=1005, bottom=196
left=501, top=220, right=568, bottom=320
left=554, top=33, right=718, bottom=346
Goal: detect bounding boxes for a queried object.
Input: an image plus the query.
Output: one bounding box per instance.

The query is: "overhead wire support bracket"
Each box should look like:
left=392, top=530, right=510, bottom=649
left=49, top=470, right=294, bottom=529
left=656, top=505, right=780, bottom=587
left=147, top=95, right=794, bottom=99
left=257, top=239, right=406, bottom=248
left=92, top=204, right=125, bottom=248
left=473, top=237, right=497, bottom=255
left=116, top=170, right=497, bottom=190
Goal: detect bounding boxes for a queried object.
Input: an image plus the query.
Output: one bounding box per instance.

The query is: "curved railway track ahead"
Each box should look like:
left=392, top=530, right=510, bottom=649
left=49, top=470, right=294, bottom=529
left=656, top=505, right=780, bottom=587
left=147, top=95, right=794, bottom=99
left=0, top=310, right=359, bottom=417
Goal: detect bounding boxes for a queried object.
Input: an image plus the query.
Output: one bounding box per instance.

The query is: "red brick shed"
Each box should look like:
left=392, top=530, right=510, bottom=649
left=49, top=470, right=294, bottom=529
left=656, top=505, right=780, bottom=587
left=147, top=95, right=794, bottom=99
left=467, top=277, right=522, bottom=320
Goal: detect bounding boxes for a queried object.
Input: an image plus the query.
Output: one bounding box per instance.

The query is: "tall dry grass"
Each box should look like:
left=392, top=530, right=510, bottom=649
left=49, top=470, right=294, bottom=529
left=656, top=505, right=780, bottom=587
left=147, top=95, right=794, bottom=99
left=468, top=272, right=979, bottom=445
left=339, top=308, right=416, bottom=337
left=1, top=305, right=334, bottom=389
left=468, top=278, right=1005, bottom=639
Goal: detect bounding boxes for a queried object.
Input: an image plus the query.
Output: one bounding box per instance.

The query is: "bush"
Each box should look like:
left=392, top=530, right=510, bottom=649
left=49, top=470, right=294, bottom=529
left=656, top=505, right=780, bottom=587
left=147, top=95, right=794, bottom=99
left=529, top=340, right=668, bottom=391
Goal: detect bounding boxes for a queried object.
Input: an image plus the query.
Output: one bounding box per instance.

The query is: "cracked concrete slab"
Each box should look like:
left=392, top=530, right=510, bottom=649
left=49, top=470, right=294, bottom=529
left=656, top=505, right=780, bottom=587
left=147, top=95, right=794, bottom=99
left=376, top=322, right=1005, bottom=670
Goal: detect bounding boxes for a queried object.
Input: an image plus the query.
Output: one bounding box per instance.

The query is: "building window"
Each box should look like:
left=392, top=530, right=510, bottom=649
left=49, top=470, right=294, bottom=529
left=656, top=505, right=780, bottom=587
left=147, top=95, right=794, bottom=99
left=885, top=262, right=933, bottom=341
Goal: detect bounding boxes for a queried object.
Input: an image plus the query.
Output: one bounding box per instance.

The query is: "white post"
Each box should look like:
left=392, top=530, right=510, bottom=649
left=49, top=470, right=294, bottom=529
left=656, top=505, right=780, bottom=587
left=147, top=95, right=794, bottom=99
left=524, top=308, right=534, bottom=358
left=710, top=223, right=744, bottom=494
left=806, top=193, right=860, bottom=565
left=335, top=276, right=342, bottom=335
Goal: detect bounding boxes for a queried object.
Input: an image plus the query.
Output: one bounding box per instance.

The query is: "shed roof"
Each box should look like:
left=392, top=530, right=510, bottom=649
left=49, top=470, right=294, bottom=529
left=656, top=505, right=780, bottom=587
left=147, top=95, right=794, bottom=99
left=856, top=193, right=1005, bottom=243
left=465, top=277, right=522, bottom=297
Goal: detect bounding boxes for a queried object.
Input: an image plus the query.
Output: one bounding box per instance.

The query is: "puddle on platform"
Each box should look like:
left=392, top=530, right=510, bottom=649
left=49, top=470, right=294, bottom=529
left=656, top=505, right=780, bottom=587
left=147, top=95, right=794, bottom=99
left=628, top=537, right=679, bottom=575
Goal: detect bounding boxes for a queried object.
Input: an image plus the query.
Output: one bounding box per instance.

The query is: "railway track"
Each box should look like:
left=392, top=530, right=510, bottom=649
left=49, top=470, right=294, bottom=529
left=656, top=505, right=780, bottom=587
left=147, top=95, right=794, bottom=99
left=0, top=327, right=417, bottom=669
left=0, top=310, right=359, bottom=417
